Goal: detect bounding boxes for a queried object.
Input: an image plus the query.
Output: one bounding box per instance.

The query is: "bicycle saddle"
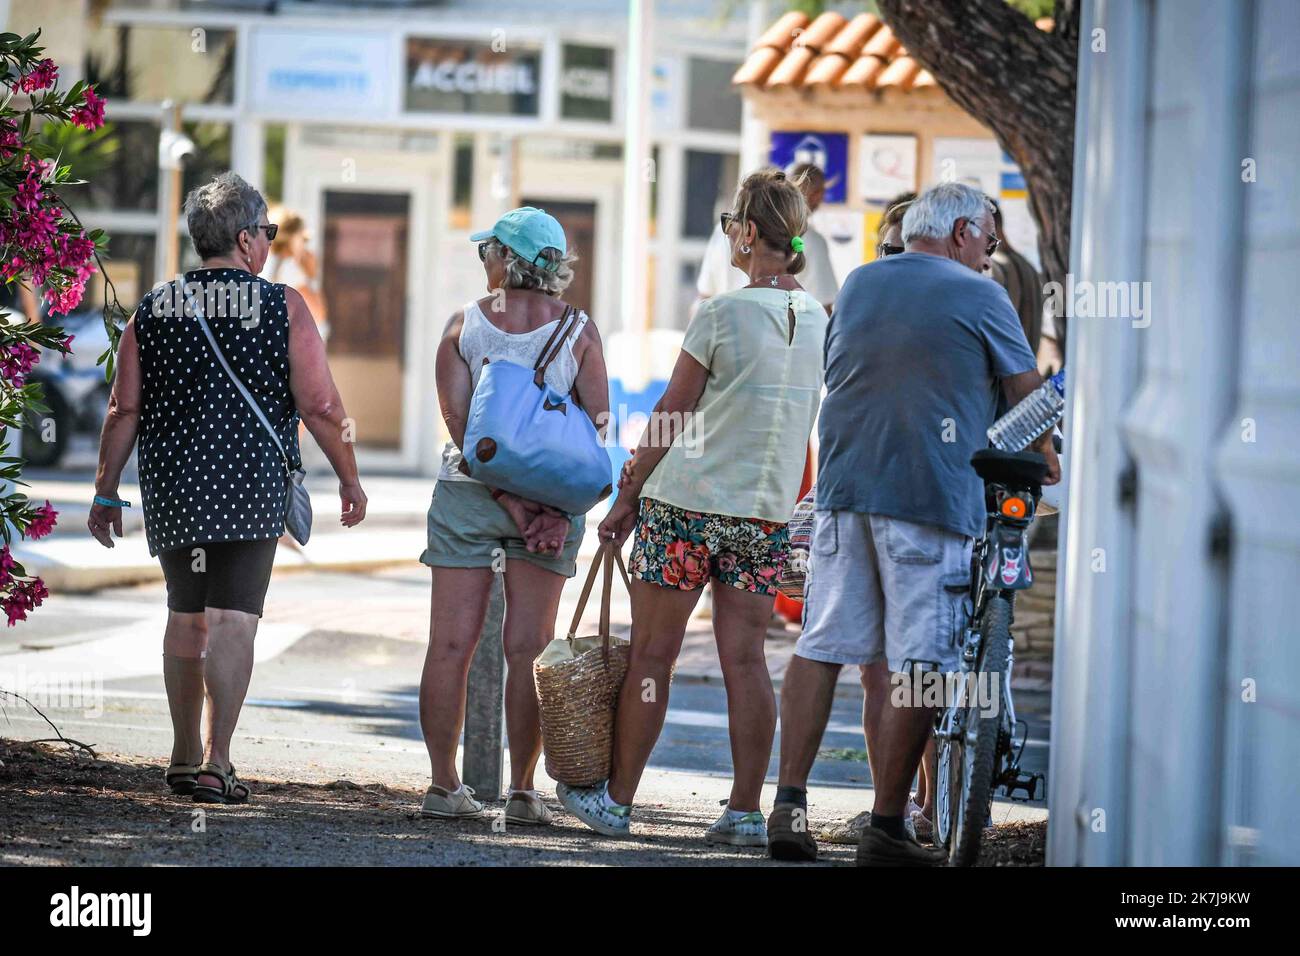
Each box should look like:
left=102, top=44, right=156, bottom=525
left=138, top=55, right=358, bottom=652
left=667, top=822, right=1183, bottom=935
left=970, top=448, right=1048, bottom=487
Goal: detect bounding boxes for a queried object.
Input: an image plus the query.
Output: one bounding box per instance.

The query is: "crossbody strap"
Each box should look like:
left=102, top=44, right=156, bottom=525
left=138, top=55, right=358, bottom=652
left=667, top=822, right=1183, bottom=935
left=532, top=305, right=578, bottom=387
left=187, top=294, right=294, bottom=477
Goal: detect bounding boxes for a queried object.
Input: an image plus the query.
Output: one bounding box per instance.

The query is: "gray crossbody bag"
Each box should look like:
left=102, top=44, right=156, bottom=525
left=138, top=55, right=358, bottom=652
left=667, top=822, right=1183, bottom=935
left=189, top=294, right=313, bottom=545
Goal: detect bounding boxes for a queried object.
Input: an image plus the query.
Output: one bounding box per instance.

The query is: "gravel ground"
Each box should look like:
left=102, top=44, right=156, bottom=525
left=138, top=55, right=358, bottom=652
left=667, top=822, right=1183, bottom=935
left=0, top=741, right=1044, bottom=867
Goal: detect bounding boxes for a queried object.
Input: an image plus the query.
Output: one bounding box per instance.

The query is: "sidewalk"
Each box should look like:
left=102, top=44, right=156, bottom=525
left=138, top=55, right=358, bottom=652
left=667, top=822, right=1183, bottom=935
left=16, top=474, right=458, bottom=592
left=0, top=740, right=1047, bottom=866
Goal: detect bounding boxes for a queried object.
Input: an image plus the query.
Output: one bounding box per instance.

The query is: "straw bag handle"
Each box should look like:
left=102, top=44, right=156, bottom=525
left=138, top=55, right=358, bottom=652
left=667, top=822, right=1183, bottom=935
left=565, top=539, right=631, bottom=660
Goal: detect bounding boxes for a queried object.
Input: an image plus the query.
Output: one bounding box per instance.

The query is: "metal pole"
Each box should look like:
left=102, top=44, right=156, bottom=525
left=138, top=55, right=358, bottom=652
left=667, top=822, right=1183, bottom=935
left=154, top=101, right=184, bottom=286
left=459, top=134, right=517, bottom=798
left=462, top=571, right=506, bottom=798
left=619, top=0, right=653, bottom=355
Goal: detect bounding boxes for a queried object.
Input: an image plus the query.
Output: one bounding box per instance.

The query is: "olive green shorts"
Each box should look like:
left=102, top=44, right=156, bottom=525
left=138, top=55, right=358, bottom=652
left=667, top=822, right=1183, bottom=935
left=419, top=479, right=586, bottom=578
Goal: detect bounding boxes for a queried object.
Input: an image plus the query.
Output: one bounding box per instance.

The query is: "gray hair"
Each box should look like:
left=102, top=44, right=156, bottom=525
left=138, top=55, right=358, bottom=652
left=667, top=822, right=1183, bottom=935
left=184, top=172, right=268, bottom=260
left=487, top=238, right=577, bottom=296
left=901, top=181, right=991, bottom=244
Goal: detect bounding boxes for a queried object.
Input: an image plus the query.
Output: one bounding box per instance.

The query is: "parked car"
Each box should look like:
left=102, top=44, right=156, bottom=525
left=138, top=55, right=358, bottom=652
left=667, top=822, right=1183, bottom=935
left=22, top=307, right=116, bottom=468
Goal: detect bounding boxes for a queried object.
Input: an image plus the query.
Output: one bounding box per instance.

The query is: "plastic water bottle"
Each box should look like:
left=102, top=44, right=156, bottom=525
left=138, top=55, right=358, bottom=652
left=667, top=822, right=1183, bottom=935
left=987, top=371, right=1065, bottom=451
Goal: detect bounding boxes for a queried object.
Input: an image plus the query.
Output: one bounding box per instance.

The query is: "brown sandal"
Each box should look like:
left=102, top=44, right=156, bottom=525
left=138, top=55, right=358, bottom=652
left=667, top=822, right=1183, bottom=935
left=165, top=763, right=200, bottom=795
left=192, top=762, right=251, bottom=804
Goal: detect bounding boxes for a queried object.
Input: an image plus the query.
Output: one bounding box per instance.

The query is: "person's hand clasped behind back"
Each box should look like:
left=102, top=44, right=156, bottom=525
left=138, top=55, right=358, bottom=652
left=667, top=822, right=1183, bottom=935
left=495, top=490, right=570, bottom=555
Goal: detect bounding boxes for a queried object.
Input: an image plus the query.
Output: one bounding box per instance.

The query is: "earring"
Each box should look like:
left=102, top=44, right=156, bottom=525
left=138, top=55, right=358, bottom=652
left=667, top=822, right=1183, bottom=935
left=740, top=243, right=751, bottom=254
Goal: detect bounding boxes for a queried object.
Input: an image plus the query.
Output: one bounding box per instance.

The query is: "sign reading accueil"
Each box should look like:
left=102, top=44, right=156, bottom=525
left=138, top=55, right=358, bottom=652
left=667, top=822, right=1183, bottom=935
left=769, top=131, right=848, bottom=204
left=249, top=28, right=393, bottom=117
left=405, top=38, right=541, bottom=116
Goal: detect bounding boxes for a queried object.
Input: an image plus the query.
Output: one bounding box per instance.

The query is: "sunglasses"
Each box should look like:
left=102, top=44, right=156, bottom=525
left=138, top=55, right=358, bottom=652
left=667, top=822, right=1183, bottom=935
left=720, top=212, right=738, bottom=234
left=963, top=219, right=1000, bottom=256
left=877, top=242, right=904, bottom=258
left=477, top=241, right=496, bottom=262
left=248, top=222, right=278, bottom=241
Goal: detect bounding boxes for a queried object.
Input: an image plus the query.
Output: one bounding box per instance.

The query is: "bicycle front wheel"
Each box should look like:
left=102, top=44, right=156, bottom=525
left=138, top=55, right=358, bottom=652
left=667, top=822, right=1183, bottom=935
left=948, top=594, right=1013, bottom=867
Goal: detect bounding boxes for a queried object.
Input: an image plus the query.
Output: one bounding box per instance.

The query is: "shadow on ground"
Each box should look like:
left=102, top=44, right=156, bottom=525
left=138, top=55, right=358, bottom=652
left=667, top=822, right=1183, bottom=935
left=0, top=741, right=1043, bottom=867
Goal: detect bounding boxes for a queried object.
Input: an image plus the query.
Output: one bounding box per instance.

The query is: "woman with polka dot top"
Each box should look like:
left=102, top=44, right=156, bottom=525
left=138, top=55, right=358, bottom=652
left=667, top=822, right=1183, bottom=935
left=88, top=172, right=368, bottom=805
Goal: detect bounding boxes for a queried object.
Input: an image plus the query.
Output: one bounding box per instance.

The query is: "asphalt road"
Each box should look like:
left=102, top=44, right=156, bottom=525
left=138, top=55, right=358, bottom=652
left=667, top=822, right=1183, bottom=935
left=1, top=565, right=1049, bottom=810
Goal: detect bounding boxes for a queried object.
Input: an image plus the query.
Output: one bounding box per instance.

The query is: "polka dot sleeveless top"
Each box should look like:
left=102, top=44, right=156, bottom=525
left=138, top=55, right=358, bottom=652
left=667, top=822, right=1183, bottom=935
left=134, top=268, right=300, bottom=556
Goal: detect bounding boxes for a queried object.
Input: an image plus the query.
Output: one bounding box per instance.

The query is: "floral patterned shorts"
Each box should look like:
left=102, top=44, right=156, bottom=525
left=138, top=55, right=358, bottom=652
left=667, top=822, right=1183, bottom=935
left=629, top=497, right=790, bottom=596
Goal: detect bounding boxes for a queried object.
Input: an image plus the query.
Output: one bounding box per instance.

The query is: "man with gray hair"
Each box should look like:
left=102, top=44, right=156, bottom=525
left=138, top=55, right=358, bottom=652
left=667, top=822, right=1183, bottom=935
left=767, top=181, right=1059, bottom=865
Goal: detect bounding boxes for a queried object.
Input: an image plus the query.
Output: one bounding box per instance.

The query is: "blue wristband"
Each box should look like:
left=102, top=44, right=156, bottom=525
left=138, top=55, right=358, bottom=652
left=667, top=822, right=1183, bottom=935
left=93, top=495, right=131, bottom=508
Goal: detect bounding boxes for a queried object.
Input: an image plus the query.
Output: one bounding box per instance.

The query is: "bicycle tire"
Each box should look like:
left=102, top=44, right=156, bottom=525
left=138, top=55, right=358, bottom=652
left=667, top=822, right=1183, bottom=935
left=949, top=594, right=1013, bottom=867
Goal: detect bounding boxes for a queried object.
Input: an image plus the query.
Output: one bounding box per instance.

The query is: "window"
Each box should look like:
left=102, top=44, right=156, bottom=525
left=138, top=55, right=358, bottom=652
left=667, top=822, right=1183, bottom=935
left=263, top=124, right=288, bottom=206
left=405, top=38, right=541, bottom=116
left=450, top=134, right=474, bottom=230
left=103, top=233, right=157, bottom=310
left=686, top=57, right=742, bottom=132
left=682, top=150, right=739, bottom=239
left=84, top=24, right=236, bottom=104
left=560, top=44, right=615, bottom=122
left=65, top=119, right=161, bottom=212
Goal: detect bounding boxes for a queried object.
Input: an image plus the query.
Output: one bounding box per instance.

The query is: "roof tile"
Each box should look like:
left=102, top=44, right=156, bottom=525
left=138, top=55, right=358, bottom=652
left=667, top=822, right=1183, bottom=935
left=734, top=11, right=1051, bottom=93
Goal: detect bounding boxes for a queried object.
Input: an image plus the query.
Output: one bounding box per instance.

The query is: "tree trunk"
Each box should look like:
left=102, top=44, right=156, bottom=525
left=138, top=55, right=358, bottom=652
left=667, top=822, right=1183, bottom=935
left=878, top=0, right=1080, bottom=347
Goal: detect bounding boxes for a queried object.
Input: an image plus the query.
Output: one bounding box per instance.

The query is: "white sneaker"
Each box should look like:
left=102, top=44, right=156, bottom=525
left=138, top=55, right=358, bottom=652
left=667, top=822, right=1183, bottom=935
left=705, top=806, right=768, bottom=847
left=420, top=783, right=484, bottom=818
left=504, top=789, right=554, bottom=826
left=556, top=781, right=632, bottom=838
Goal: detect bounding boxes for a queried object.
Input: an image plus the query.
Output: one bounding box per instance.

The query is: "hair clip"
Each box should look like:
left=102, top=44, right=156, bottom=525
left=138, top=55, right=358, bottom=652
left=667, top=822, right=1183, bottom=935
left=790, top=236, right=805, bottom=253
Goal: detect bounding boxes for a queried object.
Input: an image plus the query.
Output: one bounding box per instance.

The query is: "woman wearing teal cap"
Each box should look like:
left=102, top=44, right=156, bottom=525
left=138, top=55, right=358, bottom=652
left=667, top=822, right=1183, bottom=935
left=558, top=169, right=829, bottom=847
left=419, top=206, right=610, bottom=826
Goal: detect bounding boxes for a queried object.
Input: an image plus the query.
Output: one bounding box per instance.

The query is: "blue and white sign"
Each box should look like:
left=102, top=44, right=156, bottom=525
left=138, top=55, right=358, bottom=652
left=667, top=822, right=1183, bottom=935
left=769, top=131, right=848, bottom=204
left=249, top=28, right=394, bottom=117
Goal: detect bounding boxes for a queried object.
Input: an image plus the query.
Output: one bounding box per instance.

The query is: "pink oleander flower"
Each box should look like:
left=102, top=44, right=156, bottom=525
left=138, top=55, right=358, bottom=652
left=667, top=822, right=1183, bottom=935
left=4, top=595, right=28, bottom=626
left=44, top=275, right=88, bottom=315
left=0, top=118, right=21, bottom=158
left=14, top=58, right=58, bottom=93
left=2, top=578, right=45, bottom=625
left=0, top=547, right=15, bottom=588
left=24, top=577, right=49, bottom=607
left=17, top=208, right=58, bottom=251
left=0, top=256, right=25, bottom=281
left=13, top=174, right=42, bottom=212
left=70, top=87, right=105, bottom=131
left=24, top=500, right=58, bottom=540
left=52, top=232, right=95, bottom=271
left=60, top=332, right=75, bottom=354
left=0, top=342, right=40, bottom=386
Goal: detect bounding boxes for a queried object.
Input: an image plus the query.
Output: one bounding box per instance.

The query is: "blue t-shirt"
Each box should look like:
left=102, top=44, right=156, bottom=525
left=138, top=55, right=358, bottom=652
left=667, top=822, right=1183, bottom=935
left=817, top=252, right=1038, bottom=538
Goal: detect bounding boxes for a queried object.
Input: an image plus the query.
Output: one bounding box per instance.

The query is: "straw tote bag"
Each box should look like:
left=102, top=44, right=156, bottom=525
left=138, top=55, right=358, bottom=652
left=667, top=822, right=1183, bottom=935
left=534, top=540, right=633, bottom=786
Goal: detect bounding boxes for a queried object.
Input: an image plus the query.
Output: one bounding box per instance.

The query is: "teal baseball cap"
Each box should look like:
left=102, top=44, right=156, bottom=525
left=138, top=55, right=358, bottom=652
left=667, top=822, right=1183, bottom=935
left=470, top=206, right=567, bottom=271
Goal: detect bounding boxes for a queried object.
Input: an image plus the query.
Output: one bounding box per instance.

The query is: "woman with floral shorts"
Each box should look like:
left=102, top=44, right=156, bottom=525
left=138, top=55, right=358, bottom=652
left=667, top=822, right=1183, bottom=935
left=556, top=169, right=828, bottom=848
left=629, top=497, right=790, bottom=596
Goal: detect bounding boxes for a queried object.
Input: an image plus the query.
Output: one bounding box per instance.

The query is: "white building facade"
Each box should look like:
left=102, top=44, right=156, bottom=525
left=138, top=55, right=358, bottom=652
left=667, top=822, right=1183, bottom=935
left=11, top=0, right=747, bottom=473
left=1051, top=0, right=1300, bottom=866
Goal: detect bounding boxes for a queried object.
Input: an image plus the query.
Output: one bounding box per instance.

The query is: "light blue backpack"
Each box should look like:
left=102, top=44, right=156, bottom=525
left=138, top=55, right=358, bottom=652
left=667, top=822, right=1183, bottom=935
left=462, top=306, right=613, bottom=515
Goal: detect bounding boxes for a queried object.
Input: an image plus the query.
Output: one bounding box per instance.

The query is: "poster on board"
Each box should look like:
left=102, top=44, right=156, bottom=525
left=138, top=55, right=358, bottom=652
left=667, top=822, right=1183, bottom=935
left=860, top=133, right=917, bottom=203
left=769, top=131, right=849, bottom=204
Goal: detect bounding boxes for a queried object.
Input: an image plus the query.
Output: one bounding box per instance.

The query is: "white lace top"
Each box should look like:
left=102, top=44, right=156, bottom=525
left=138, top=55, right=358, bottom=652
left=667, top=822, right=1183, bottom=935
left=439, top=298, right=589, bottom=483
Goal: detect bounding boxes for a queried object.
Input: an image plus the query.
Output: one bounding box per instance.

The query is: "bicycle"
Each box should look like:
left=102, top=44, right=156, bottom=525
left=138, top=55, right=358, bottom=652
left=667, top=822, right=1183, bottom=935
left=934, top=448, right=1049, bottom=867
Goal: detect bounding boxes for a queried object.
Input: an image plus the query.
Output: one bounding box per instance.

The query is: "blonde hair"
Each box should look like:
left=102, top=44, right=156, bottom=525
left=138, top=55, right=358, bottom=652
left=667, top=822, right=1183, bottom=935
left=266, top=205, right=306, bottom=257
left=731, top=167, right=810, bottom=274
left=486, top=237, right=577, bottom=296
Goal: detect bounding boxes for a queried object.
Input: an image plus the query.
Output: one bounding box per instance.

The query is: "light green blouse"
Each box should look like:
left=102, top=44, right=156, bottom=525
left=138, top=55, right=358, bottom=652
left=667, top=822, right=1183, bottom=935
left=640, top=287, right=828, bottom=523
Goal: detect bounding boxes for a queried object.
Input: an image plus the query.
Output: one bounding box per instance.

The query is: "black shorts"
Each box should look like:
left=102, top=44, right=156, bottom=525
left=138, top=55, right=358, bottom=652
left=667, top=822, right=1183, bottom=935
left=157, top=539, right=279, bottom=616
